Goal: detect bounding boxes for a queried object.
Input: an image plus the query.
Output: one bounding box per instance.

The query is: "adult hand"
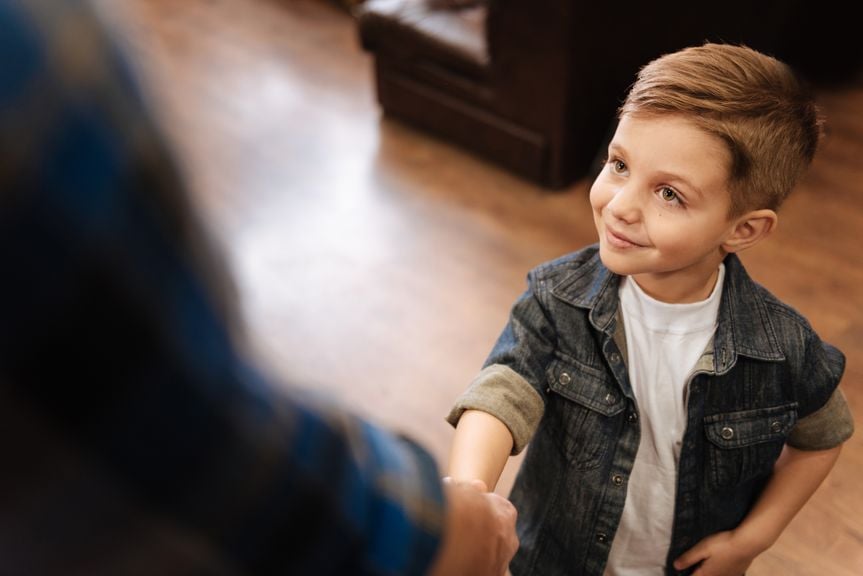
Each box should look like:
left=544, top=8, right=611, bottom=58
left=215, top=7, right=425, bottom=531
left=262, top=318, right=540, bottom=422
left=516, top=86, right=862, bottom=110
left=428, top=479, right=518, bottom=576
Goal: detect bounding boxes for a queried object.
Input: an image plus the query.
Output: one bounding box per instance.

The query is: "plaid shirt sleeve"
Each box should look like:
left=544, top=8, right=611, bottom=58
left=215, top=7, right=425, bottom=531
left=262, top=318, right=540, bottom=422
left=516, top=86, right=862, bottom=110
left=0, top=1, right=444, bottom=574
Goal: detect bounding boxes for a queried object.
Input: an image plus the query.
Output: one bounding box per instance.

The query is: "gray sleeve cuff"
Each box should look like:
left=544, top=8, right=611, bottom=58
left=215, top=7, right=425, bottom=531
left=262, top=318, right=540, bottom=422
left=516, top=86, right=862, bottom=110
left=445, top=364, right=545, bottom=454
left=788, top=387, right=855, bottom=450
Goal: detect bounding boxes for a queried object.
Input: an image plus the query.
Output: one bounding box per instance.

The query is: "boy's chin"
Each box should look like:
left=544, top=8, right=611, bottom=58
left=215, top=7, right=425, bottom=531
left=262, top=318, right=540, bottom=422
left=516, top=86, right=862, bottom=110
left=597, top=246, right=640, bottom=277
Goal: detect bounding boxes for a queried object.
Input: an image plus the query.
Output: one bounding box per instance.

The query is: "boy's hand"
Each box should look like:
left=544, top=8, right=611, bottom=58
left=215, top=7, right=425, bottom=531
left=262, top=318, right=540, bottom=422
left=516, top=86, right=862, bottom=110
left=673, top=530, right=760, bottom=576
left=674, top=443, right=843, bottom=575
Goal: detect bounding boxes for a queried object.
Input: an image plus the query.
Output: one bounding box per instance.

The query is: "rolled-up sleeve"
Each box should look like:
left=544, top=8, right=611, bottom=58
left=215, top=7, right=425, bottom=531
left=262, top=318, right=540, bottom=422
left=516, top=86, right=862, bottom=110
left=446, top=364, right=545, bottom=454
left=786, top=330, right=854, bottom=450
left=447, top=267, right=559, bottom=454
left=787, top=387, right=855, bottom=450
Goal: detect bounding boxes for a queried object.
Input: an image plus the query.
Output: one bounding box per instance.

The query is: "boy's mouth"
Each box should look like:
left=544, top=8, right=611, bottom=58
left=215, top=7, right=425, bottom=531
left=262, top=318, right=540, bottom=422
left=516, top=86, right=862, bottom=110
left=605, top=225, right=644, bottom=249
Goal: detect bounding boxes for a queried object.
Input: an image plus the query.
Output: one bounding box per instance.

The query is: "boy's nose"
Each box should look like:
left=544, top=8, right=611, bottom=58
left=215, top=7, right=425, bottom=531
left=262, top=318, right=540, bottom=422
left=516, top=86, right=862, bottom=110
left=607, top=184, right=641, bottom=224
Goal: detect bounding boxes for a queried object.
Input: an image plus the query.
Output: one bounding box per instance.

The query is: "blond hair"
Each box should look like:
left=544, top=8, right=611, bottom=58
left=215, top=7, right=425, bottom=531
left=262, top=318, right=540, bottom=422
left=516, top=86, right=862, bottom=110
left=620, top=43, right=823, bottom=215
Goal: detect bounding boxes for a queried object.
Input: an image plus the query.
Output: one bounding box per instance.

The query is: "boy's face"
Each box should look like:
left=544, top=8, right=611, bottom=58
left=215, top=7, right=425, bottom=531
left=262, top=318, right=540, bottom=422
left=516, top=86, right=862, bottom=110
left=590, top=114, right=738, bottom=303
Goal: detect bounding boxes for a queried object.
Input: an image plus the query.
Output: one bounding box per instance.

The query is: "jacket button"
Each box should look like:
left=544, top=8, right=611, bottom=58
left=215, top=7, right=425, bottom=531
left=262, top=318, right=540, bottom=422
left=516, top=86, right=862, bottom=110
left=559, top=372, right=571, bottom=385
left=720, top=426, right=735, bottom=440
left=605, top=393, right=616, bottom=405
left=627, top=411, right=638, bottom=424
left=612, top=474, right=624, bottom=487
left=771, top=421, right=783, bottom=433
left=596, top=532, right=609, bottom=544
left=609, top=352, right=621, bottom=363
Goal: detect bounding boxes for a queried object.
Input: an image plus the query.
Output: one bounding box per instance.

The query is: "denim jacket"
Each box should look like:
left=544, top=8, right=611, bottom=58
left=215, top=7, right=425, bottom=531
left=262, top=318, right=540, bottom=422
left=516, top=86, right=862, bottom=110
left=448, top=245, right=853, bottom=576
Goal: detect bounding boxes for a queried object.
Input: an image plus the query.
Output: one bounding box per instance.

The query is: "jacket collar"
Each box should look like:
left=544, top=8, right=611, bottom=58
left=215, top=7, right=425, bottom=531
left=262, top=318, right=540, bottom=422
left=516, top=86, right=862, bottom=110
left=713, top=253, right=785, bottom=371
left=550, top=249, right=785, bottom=373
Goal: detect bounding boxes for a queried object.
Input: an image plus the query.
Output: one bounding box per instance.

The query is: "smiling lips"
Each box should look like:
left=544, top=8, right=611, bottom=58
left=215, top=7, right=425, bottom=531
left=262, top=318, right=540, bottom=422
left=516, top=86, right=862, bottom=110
left=605, top=225, right=645, bottom=249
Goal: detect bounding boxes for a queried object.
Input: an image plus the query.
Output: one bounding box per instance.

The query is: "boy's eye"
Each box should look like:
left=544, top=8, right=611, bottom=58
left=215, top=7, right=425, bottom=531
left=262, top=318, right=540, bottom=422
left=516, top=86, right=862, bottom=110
left=659, top=187, right=679, bottom=203
left=611, top=159, right=626, bottom=173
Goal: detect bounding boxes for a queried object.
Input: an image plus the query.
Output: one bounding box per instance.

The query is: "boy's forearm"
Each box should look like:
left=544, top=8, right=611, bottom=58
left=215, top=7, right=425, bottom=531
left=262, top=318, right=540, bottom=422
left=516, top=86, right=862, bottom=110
left=734, top=443, right=842, bottom=552
left=447, top=410, right=514, bottom=492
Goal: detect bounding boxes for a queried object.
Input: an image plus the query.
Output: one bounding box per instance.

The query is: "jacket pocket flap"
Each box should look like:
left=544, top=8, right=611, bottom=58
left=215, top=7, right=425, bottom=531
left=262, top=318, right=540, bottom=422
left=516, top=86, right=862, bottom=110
left=704, top=404, right=798, bottom=449
left=546, top=356, right=625, bottom=417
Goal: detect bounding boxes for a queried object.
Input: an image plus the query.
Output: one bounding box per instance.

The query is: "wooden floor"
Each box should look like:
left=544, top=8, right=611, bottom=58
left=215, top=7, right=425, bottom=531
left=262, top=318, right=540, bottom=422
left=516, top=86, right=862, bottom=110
left=99, top=1, right=862, bottom=574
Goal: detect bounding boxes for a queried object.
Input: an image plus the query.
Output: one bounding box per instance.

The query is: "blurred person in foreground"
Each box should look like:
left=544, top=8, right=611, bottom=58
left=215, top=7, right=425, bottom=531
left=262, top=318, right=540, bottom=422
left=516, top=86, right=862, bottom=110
left=0, top=0, right=517, bottom=574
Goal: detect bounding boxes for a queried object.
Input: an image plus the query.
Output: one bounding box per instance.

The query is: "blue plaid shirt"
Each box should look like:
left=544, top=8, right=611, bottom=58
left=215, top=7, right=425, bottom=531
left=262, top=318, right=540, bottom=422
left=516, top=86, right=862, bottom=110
left=0, top=0, right=443, bottom=574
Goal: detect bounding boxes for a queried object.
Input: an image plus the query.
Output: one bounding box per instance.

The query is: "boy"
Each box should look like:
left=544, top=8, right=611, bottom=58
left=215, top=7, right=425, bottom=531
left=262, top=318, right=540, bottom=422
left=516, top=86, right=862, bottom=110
left=445, top=43, right=855, bottom=576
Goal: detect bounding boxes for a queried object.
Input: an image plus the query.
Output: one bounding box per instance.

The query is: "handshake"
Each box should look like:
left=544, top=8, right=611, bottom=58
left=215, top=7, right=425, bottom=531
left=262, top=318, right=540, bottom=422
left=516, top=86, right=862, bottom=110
left=429, top=477, right=519, bottom=576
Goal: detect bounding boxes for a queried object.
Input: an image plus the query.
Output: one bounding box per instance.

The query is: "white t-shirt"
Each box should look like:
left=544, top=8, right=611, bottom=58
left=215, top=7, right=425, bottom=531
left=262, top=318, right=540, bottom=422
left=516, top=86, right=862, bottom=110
left=604, top=265, right=725, bottom=576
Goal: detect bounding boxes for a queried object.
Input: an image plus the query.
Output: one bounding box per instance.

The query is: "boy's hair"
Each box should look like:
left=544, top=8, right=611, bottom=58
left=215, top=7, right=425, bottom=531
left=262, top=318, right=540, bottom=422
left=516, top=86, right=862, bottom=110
left=620, top=43, right=823, bottom=216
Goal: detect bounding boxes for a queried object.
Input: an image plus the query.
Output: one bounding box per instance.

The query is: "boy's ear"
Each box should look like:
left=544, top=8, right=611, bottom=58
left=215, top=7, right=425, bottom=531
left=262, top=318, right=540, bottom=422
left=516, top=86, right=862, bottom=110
left=723, top=209, right=778, bottom=253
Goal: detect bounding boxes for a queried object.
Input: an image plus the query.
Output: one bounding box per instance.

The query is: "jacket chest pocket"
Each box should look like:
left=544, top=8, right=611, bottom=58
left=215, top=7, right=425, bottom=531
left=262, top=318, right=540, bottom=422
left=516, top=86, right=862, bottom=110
left=704, top=403, right=798, bottom=488
left=544, top=356, right=625, bottom=470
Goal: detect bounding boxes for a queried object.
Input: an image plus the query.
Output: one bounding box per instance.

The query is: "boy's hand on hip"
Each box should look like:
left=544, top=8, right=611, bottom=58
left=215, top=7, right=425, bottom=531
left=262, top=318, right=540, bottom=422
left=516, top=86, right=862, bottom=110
left=673, top=529, right=760, bottom=576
